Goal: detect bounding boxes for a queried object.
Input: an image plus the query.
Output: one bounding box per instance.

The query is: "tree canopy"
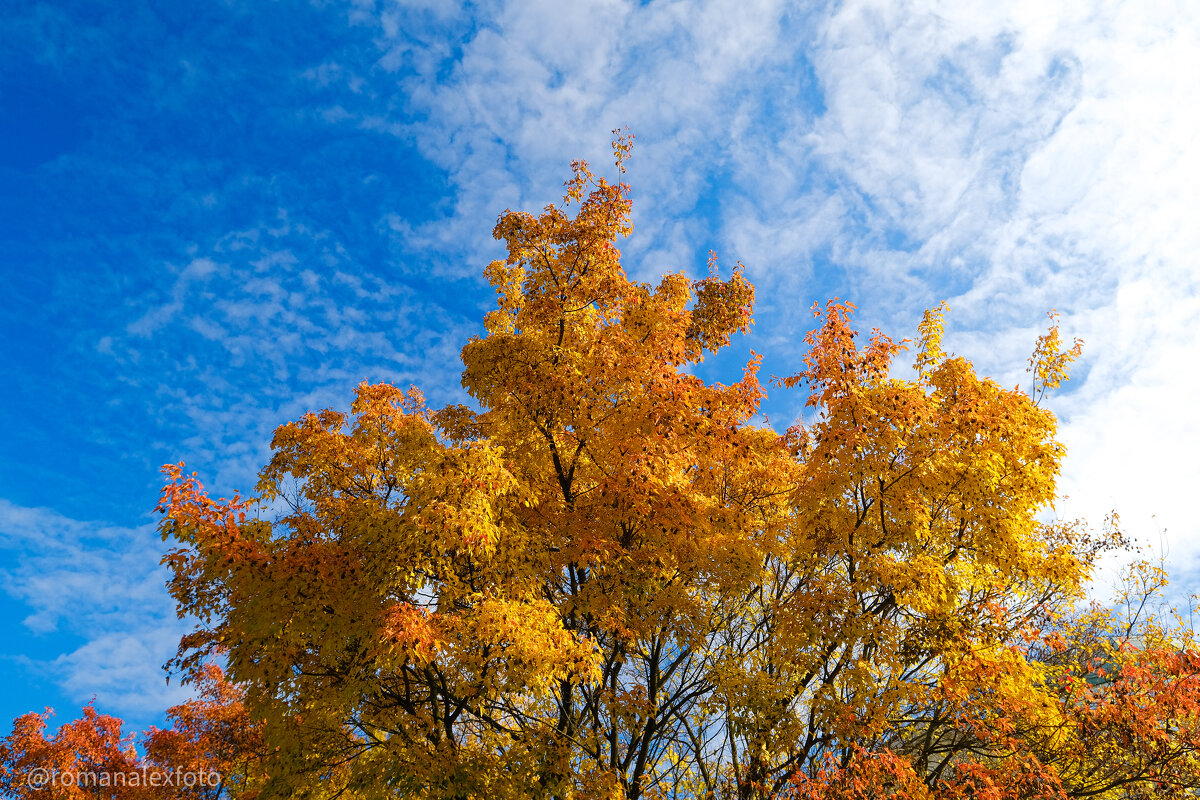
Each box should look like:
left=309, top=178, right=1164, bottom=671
left=5, top=135, right=1199, bottom=800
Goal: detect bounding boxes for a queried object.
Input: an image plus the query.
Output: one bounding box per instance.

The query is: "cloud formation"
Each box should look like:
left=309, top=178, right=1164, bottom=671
left=0, top=500, right=190, bottom=729
left=346, top=0, right=1200, bottom=586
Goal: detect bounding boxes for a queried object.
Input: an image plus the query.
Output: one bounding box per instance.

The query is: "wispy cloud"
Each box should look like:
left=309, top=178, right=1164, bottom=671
left=784, top=1, right=1200, bottom=589
left=330, top=0, right=1200, bottom=588
left=103, top=211, right=478, bottom=495
left=0, top=500, right=190, bottom=728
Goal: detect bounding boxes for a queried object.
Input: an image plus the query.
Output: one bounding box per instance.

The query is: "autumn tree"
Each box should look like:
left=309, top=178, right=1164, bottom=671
left=145, top=134, right=1200, bottom=800
left=0, top=665, right=263, bottom=800
left=1, top=703, right=143, bottom=800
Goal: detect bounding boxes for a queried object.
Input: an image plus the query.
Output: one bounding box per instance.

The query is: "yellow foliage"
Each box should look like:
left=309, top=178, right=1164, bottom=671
left=147, top=138, right=1200, bottom=800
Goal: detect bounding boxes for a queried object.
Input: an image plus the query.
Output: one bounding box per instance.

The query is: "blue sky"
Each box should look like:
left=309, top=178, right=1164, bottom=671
left=2, top=0, right=1198, bottom=737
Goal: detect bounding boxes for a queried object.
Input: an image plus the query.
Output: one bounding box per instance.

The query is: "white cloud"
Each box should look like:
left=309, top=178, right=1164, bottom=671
left=759, top=0, right=1200, bottom=593
left=337, top=0, right=804, bottom=279
left=0, top=500, right=192, bottom=721
left=96, top=213, right=477, bottom=496
left=345, top=0, right=1200, bottom=595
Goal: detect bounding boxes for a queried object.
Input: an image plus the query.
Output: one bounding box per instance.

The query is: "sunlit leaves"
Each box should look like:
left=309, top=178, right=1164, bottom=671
left=0, top=666, right=263, bottom=800
left=132, top=139, right=1200, bottom=800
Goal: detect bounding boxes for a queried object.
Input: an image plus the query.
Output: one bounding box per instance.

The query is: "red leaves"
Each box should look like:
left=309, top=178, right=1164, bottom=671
left=378, top=602, right=440, bottom=665
left=157, top=463, right=259, bottom=574
left=0, top=666, right=262, bottom=800
left=785, top=750, right=1070, bottom=800
left=787, top=749, right=931, bottom=800
left=774, top=299, right=908, bottom=409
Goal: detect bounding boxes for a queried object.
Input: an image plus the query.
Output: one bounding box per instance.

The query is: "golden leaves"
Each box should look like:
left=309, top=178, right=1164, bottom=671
left=1028, top=310, right=1084, bottom=406
left=685, top=253, right=755, bottom=359
left=138, top=141, right=1200, bottom=800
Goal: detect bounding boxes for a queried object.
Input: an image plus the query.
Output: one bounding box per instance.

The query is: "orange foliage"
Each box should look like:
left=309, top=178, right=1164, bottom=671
left=1, top=666, right=262, bottom=800
left=9, top=133, right=1199, bottom=800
